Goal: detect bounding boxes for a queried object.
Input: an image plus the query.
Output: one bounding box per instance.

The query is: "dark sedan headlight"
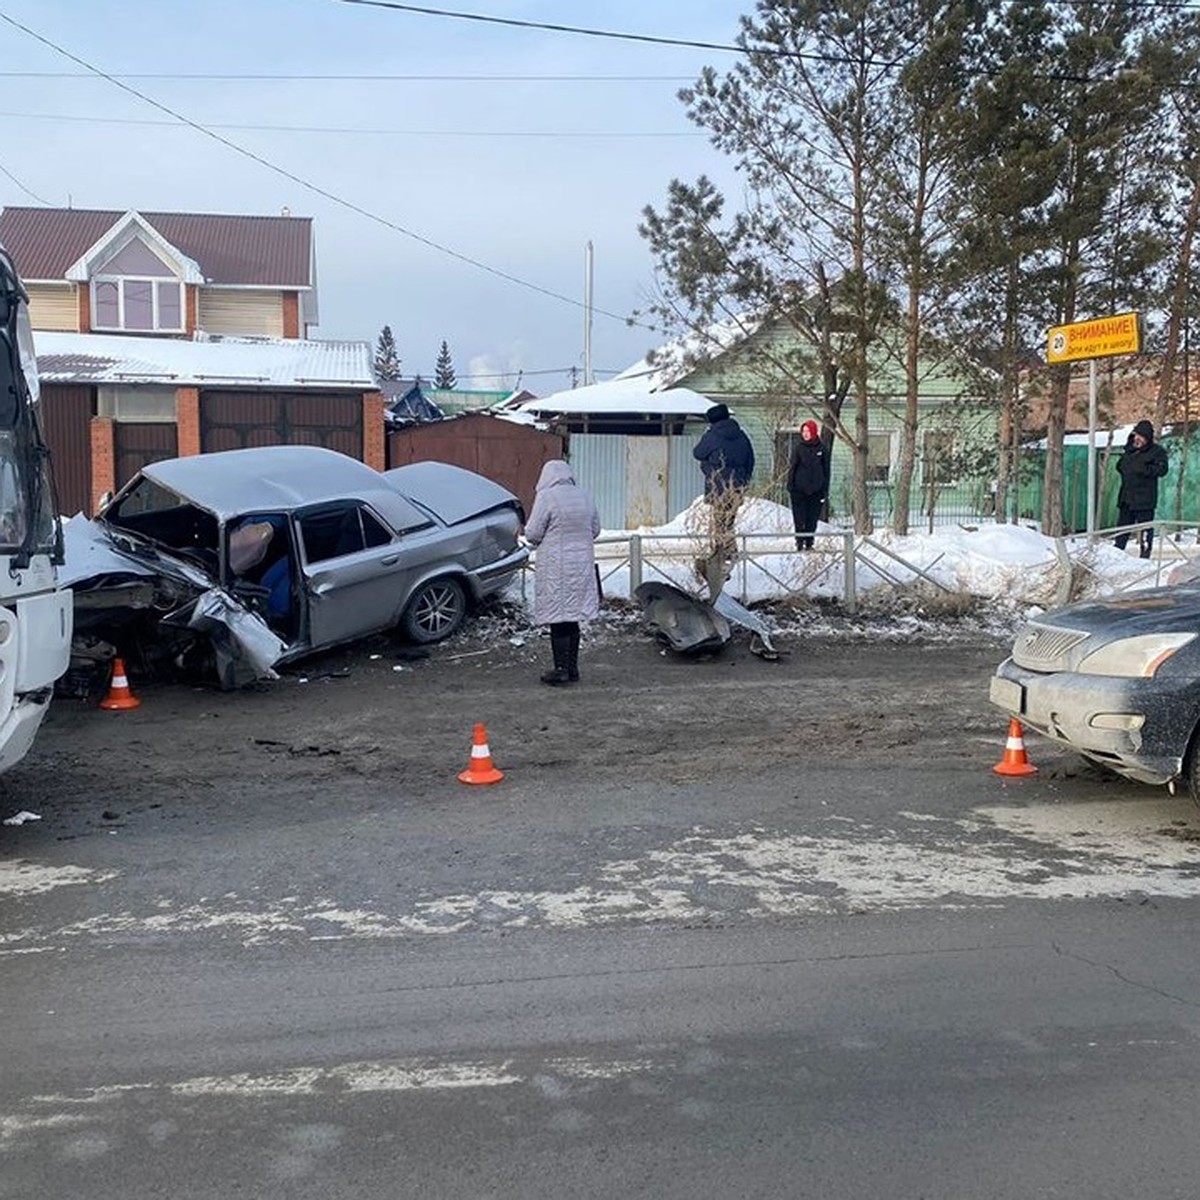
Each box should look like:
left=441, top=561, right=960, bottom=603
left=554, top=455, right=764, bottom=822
left=1076, top=632, right=1197, bottom=678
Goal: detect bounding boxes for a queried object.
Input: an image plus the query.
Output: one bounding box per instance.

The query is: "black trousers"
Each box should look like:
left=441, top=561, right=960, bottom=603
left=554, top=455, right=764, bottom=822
left=790, top=494, right=822, bottom=550
left=1115, top=504, right=1155, bottom=558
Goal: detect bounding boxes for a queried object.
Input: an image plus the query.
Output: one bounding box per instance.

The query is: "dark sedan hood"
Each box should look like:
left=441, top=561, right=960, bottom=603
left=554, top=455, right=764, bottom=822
left=1038, top=585, right=1200, bottom=638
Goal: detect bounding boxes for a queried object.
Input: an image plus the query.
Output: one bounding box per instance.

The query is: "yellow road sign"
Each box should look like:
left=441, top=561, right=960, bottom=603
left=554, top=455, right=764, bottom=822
left=1047, top=312, right=1141, bottom=364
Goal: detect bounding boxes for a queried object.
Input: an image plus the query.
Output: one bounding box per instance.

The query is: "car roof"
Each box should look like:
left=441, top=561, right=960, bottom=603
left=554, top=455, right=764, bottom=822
left=139, top=446, right=403, bottom=519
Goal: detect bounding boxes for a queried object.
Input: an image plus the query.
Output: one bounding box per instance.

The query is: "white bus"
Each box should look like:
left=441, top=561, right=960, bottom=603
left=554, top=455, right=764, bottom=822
left=0, top=244, right=71, bottom=771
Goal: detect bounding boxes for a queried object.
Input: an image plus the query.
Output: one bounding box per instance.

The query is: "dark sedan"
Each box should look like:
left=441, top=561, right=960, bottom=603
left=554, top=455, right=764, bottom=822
left=991, top=586, right=1200, bottom=796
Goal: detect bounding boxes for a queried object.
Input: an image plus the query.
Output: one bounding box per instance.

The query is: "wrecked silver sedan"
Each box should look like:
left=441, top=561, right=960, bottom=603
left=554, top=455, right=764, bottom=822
left=61, top=446, right=528, bottom=687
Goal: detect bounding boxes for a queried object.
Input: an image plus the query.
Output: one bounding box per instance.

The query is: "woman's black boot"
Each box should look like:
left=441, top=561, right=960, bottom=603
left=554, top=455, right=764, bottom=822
left=566, top=626, right=581, bottom=682
left=541, top=629, right=572, bottom=686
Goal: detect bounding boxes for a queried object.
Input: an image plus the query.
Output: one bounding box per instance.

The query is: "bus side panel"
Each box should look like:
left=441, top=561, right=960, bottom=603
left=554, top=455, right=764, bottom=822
left=14, top=588, right=73, bottom=691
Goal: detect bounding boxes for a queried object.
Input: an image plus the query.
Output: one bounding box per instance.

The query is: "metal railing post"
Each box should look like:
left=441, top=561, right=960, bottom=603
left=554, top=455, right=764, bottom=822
left=843, top=531, right=857, bottom=613
left=629, top=533, right=643, bottom=593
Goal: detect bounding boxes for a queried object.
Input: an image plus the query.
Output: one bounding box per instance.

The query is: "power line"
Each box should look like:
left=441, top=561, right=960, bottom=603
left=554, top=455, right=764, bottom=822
left=336, top=0, right=754, bottom=55
left=336, top=0, right=1200, bottom=82
left=0, top=9, right=650, bottom=331
left=334, top=0, right=882, bottom=67
left=0, top=70, right=693, bottom=82
left=0, top=108, right=699, bottom=139
left=0, top=158, right=51, bottom=205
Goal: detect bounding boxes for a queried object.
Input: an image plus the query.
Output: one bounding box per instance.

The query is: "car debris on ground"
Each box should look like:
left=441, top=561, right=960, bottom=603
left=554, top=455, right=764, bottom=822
left=635, top=580, right=782, bottom=661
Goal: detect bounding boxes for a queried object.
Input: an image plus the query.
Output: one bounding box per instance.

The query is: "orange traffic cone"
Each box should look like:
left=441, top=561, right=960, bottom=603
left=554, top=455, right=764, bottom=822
left=993, top=717, right=1036, bottom=776
left=99, top=658, right=141, bottom=711
left=458, top=723, right=504, bottom=785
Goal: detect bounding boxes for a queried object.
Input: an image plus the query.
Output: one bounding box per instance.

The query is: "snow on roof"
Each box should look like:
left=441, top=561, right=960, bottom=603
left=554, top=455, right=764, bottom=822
left=517, top=375, right=712, bottom=416
left=615, top=312, right=764, bottom=391
left=35, top=331, right=373, bottom=389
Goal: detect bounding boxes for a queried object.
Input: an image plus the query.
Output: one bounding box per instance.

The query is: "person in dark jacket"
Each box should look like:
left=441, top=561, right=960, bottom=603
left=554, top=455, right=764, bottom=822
left=693, top=403, right=755, bottom=496
left=1114, top=419, right=1169, bottom=558
left=693, top=403, right=755, bottom=553
left=788, top=419, right=829, bottom=550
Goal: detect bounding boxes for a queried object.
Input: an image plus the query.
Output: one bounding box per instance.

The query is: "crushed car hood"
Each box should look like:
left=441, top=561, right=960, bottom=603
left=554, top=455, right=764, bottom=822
left=59, top=514, right=210, bottom=590
left=383, top=461, right=521, bottom=525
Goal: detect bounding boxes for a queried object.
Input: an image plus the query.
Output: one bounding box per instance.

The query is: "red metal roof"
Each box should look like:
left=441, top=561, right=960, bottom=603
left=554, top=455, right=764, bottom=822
left=0, top=207, right=313, bottom=287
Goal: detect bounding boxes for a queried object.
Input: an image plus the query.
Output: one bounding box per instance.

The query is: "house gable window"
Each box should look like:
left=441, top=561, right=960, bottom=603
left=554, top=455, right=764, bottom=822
left=90, top=235, right=185, bottom=334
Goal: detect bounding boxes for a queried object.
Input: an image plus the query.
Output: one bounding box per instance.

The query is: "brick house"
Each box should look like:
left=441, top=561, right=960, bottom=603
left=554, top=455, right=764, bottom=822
left=0, top=206, right=384, bottom=514
left=1, top=206, right=316, bottom=339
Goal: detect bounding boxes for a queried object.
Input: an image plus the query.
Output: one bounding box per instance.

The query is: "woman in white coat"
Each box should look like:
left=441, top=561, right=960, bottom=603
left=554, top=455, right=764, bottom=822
left=524, top=459, right=601, bottom=686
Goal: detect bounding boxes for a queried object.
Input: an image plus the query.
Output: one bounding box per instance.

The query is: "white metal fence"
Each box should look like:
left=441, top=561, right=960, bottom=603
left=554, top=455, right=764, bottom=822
left=512, top=518, right=1200, bottom=616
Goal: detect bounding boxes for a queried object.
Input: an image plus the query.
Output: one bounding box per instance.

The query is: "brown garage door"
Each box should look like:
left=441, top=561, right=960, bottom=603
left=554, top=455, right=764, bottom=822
left=114, top=423, right=179, bottom=492
left=40, top=384, right=93, bottom=516
left=200, top=391, right=363, bottom=457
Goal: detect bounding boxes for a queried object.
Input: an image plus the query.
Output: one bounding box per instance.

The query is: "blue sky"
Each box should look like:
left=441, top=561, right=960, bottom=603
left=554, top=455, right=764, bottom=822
left=0, top=0, right=748, bottom=393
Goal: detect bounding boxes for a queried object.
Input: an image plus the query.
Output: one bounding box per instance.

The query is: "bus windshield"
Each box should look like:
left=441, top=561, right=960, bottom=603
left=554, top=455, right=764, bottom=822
left=0, top=247, right=60, bottom=563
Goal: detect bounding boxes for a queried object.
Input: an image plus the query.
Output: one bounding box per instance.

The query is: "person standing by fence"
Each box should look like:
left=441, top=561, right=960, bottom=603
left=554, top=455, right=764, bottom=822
left=693, top=403, right=755, bottom=554
left=1114, top=419, right=1168, bottom=559
left=787, top=419, right=829, bottom=550
left=524, top=459, right=601, bottom=686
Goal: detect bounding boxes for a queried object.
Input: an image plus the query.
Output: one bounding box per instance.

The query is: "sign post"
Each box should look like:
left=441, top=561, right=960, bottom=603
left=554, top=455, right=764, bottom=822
left=1046, top=312, right=1142, bottom=535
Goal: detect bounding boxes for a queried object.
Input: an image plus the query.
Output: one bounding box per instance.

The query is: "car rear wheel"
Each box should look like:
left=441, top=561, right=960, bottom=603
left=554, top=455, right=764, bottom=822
left=400, top=577, right=467, bottom=644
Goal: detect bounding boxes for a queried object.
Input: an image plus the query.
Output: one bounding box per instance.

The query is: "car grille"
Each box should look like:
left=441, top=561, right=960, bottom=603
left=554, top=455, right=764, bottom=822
left=1012, top=623, right=1089, bottom=672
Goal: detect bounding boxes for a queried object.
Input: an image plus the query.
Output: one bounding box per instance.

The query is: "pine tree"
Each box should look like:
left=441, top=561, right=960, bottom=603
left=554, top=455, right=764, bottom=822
left=373, top=325, right=402, bottom=381
left=640, top=0, right=908, bottom=532
left=434, top=340, right=457, bottom=390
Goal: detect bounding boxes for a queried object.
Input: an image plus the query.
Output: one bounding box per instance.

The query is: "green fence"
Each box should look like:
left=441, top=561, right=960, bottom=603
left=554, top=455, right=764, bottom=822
left=1021, top=434, right=1200, bottom=533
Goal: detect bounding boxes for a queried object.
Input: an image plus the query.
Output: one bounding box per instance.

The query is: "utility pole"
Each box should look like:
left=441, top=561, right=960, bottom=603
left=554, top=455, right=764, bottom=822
left=583, top=240, right=595, bottom=386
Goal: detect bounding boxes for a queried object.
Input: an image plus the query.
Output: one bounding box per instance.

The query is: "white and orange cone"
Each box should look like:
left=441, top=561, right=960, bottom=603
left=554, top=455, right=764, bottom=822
left=99, top=657, right=141, bottom=711
left=993, top=717, right=1037, bottom=777
left=458, top=723, right=504, bottom=785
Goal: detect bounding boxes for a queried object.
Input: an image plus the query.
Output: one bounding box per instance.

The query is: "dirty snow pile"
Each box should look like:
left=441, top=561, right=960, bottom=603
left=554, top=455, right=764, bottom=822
left=570, top=496, right=1195, bottom=610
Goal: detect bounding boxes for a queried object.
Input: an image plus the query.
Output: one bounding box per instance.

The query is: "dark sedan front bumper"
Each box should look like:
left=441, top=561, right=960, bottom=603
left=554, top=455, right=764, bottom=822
left=990, top=658, right=1199, bottom=785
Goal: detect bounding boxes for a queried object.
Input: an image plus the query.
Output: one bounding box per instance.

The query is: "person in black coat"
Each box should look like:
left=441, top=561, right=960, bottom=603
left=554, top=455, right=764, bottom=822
left=1114, top=419, right=1169, bottom=558
left=693, top=403, right=755, bottom=554
left=788, top=419, right=829, bottom=550
left=693, top=404, right=755, bottom=497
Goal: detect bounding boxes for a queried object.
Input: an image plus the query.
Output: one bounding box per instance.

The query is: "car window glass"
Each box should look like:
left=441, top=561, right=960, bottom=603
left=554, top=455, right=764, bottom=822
left=299, top=504, right=395, bottom=562
left=361, top=509, right=393, bottom=548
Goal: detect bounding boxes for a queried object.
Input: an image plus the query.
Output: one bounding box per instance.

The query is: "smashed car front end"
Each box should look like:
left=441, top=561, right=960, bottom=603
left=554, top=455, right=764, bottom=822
left=61, top=515, right=285, bottom=690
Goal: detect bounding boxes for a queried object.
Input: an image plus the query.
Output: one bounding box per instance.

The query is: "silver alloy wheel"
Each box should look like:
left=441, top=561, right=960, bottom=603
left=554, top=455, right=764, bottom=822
left=403, top=577, right=467, bottom=643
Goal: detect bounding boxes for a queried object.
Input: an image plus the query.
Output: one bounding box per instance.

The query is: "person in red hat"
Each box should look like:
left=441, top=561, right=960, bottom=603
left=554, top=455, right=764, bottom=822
left=787, top=419, right=829, bottom=550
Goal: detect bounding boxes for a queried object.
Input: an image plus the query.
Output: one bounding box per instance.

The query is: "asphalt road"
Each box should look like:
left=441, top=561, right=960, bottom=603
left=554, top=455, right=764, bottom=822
left=5, top=632, right=1200, bottom=1198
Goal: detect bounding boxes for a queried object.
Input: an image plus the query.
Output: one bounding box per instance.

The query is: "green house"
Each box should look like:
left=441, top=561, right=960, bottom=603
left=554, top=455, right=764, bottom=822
left=622, top=316, right=997, bottom=528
